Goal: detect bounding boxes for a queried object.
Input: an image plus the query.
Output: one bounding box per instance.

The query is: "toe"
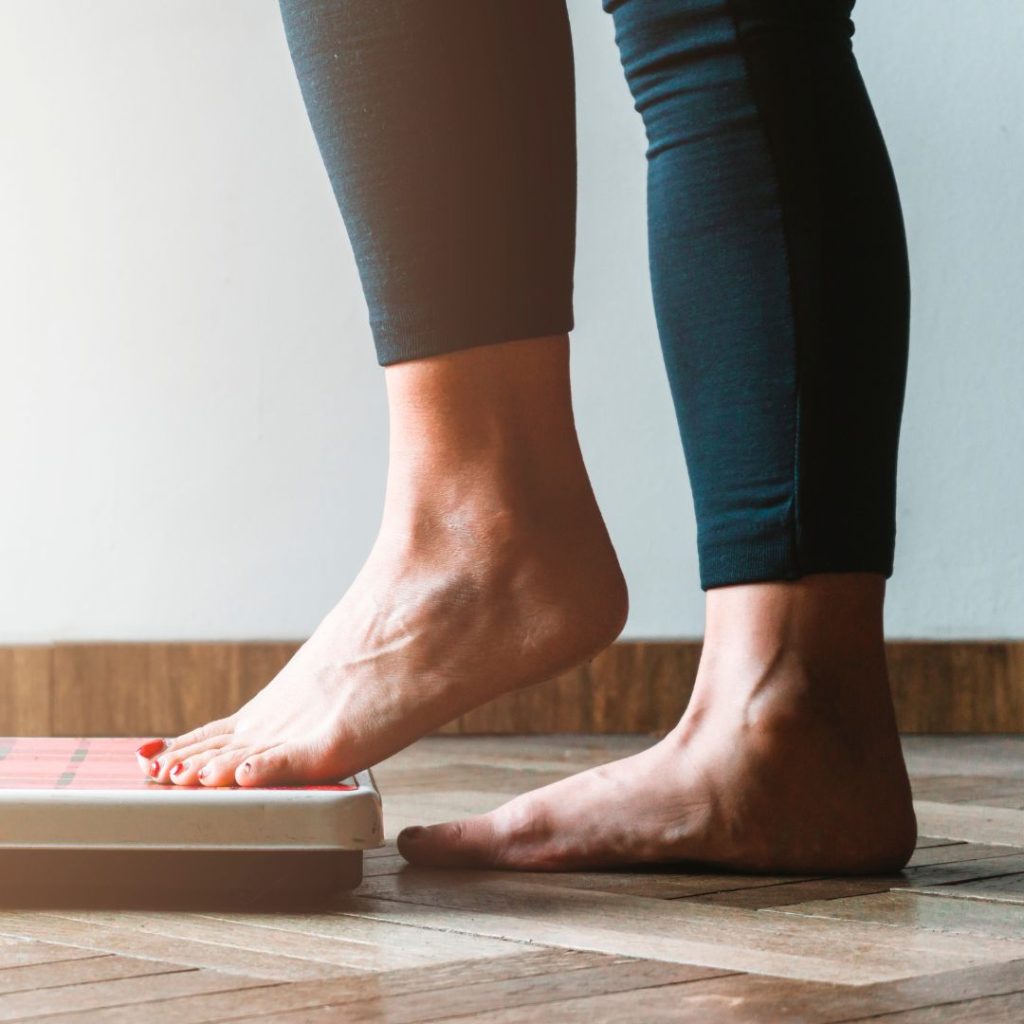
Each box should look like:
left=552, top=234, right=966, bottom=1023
left=397, top=818, right=504, bottom=868
left=168, top=759, right=198, bottom=785
left=146, top=751, right=177, bottom=784
left=398, top=798, right=547, bottom=869
left=237, top=740, right=333, bottom=788
left=166, top=717, right=235, bottom=753
left=134, top=738, right=169, bottom=777
left=397, top=786, right=596, bottom=870
left=196, top=745, right=257, bottom=787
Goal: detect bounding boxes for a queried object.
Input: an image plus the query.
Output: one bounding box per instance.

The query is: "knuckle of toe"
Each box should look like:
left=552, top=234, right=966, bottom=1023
left=499, top=800, right=546, bottom=845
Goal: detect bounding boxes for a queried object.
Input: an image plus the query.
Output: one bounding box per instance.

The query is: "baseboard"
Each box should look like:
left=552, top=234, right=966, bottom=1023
left=1, top=641, right=1021, bottom=736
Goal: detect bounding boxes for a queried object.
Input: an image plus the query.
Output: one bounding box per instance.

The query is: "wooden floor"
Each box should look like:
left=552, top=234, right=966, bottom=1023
left=1, top=735, right=1023, bottom=1022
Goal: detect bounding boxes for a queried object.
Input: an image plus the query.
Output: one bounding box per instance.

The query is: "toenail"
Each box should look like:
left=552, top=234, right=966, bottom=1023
left=171, top=762, right=186, bottom=778
left=136, top=739, right=165, bottom=758
left=149, top=759, right=161, bottom=776
left=402, top=826, right=424, bottom=840
left=239, top=762, right=253, bottom=777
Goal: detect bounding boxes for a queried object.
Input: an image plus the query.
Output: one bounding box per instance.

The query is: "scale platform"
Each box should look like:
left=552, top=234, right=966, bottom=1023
left=0, top=737, right=383, bottom=908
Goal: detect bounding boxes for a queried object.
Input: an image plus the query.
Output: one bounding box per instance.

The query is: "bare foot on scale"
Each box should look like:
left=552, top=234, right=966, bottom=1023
left=138, top=336, right=628, bottom=788
left=399, top=574, right=917, bottom=875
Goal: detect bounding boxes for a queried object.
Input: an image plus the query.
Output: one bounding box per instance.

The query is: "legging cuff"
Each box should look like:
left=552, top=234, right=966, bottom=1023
left=373, top=310, right=575, bottom=367
left=699, top=529, right=896, bottom=590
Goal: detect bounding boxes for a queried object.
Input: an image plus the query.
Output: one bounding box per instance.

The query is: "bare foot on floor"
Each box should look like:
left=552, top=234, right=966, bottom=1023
left=398, top=574, right=918, bottom=875
left=138, top=337, right=627, bottom=788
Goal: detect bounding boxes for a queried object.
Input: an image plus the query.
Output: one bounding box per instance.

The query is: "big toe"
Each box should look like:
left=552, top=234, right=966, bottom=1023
left=236, top=738, right=340, bottom=788
left=398, top=817, right=504, bottom=868
left=398, top=798, right=557, bottom=870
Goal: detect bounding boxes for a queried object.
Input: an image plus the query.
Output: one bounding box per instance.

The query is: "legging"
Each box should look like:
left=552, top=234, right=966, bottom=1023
left=277, top=0, right=910, bottom=590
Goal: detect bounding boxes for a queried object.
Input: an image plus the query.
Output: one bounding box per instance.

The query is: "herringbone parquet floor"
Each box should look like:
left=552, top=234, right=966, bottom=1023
left=0, top=734, right=1022, bottom=1022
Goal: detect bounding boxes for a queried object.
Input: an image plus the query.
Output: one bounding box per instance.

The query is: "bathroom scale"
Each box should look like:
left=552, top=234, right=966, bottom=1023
left=0, top=737, right=383, bottom=908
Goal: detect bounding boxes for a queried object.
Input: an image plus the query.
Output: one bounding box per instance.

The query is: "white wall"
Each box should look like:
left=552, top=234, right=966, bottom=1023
left=1, top=0, right=1021, bottom=643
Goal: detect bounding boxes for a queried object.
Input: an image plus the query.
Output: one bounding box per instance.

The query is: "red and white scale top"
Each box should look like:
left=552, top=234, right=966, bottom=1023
left=0, top=737, right=383, bottom=852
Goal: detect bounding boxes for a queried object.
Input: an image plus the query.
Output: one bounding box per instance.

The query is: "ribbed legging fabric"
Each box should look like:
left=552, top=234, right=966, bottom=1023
left=278, top=0, right=910, bottom=590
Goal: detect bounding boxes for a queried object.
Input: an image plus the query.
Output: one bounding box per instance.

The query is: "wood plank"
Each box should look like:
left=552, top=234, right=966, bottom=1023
left=906, top=842, right=1024, bottom=866
left=423, top=961, right=1024, bottom=1024
left=47, top=911, right=424, bottom=974
left=229, top=959, right=724, bottom=1024
left=0, top=913, right=341, bottom=982
left=0, top=955, right=183, bottom=996
left=362, top=852, right=412, bottom=877
left=0, top=969, right=273, bottom=1022
left=332, top=875, right=1024, bottom=984
left=909, top=874, right=1024, bottom=905
left=0, top=942, right=104, bottom=969
left=425, top=867, right=820, bottom=901
left=693, top=852, right=1024, bottom=910
left=854, top=992, right=1024, bottom=1023
left=25, top=951, right=622, bottom=1024
left=966, top=795, right=1024, bottom=810
left=914, top=836, right=965, bottom=849
left=196, top=910, right=536, bottom=965
left=693, top=877, right=909, bottom=909
left=766, top=890, right=1024, bottom=941
left=910, top=776, right=1024, bottom=804
left=0, top=646, right=51, bottom=734
left=914, top=802, right=1024, bottom=847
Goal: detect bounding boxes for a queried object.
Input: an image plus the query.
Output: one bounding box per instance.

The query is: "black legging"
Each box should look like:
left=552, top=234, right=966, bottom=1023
left=278, top=0, right=910, bottom=591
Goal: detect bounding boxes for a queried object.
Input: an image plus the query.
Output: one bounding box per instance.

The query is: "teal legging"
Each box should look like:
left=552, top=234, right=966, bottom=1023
left=278, top=0, right=910, bottom=590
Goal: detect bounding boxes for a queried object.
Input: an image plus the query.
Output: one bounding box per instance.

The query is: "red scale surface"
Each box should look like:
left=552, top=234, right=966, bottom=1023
left=0, top=738, right=357, bottom=792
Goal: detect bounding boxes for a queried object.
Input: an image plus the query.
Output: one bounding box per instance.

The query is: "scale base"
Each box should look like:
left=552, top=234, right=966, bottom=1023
left=0, top=847, right=364, bottom=910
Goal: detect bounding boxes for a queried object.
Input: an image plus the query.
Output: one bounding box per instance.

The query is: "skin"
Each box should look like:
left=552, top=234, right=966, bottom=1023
left=140, top=334, right=916, bottom=873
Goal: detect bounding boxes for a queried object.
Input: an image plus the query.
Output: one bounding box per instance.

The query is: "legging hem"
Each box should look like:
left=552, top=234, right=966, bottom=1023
left=700, top=546, right=895, bottom=590
left=374, top=313, right=575, bottom=367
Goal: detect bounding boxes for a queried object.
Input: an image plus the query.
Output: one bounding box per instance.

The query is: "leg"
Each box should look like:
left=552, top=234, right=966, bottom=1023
left=400, top=0, right=916, bottom=873
left=140, top=1, right=627, bottom=787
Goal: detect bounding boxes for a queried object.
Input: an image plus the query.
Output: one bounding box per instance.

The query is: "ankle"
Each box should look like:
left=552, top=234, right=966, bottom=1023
left=703, top=573, right=885, bottom=662
left=688, top=574, right=897, bottom=733
left=385, top=334, right=579, bottom=471
left=382, top=334, right=598, bottom=529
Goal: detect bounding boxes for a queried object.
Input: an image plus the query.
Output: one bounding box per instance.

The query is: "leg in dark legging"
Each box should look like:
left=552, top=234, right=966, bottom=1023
left=625, top=0, right=909, bottom=587
left=278, top=0, right=578, bottom=365
left=402, top=0, right=916, bottom=873
left=142, top=2, right=628, bottom=789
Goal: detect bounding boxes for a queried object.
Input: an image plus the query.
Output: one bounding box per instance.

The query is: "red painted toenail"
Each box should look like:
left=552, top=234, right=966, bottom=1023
left=171, top=762, right=186, bottom=778
left=149, top=760, right=161, bottom=776
left=402, top=826, right=424, bottom=840
left=135, top=739, right=165, bottom=758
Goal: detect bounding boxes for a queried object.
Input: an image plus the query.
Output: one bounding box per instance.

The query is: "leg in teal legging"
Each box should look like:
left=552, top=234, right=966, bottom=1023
left=278, top=0, right=577, bottom=364
left=605, top=0, right=910, bottom=588
left=151, top=0, right=916, bottom=873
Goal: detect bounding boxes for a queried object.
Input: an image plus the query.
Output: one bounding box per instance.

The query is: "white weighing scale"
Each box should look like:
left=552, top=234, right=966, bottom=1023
left=0, top=737, right=383, bottom=908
